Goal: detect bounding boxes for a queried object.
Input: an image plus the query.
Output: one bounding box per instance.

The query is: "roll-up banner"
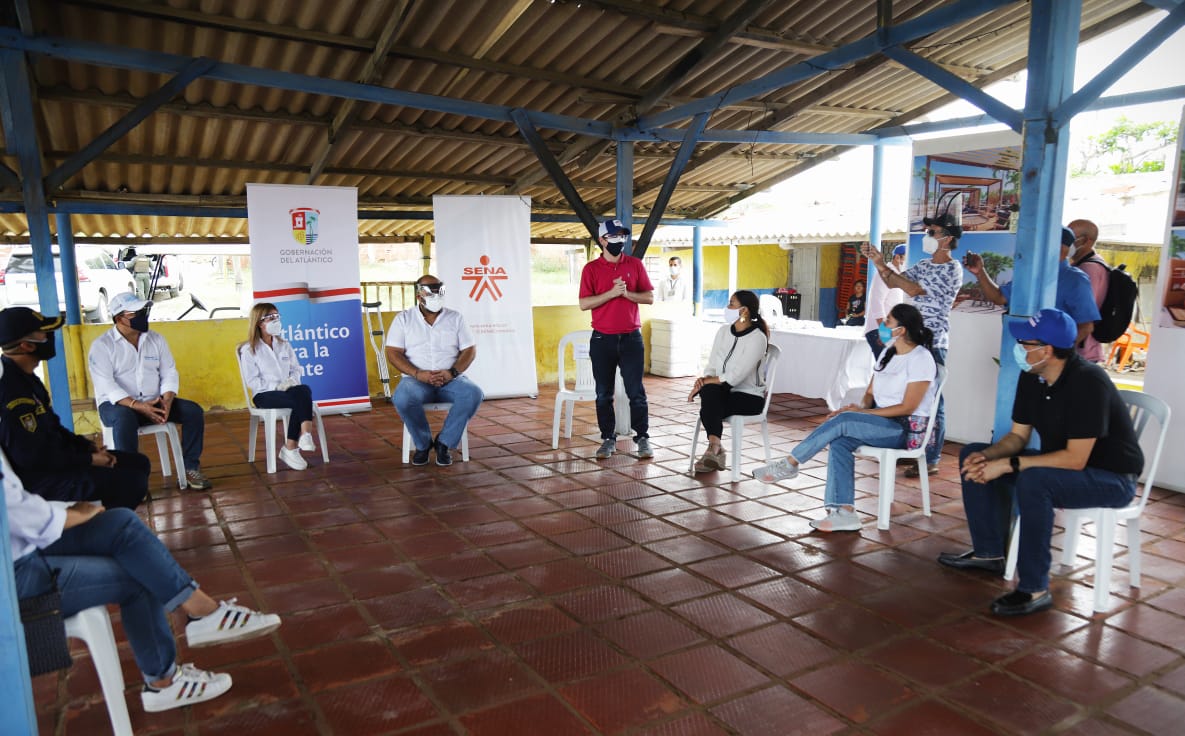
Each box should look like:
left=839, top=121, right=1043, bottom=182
left=433, top=195, right=538, bottom=399
left=246, top=184, right=370, bottom=414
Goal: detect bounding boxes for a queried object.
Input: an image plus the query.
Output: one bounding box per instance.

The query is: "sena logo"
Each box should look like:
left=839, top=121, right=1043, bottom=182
left=461, top=255, right=508, bottom=302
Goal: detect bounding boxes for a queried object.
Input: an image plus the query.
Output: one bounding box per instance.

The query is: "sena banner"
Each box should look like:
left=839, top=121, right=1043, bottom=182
left=246, top=184, right=370, bottom=414
left=433, top=195, right=538, bottom=399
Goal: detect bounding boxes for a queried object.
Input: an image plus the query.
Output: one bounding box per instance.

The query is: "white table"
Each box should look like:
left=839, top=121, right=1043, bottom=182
left=768, top=326, right=872, bottom=409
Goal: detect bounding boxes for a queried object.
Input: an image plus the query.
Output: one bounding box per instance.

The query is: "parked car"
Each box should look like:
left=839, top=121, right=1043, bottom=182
left=0, top=245, right=136, bottom=323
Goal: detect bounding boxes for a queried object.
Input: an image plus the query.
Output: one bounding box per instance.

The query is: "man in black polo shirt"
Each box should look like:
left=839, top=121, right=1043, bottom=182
left=938, top=308, right=1143, bottom=616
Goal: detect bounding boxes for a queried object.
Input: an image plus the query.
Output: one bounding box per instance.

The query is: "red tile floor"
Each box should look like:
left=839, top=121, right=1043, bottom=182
left=32, top=377, right=1185, bottom=735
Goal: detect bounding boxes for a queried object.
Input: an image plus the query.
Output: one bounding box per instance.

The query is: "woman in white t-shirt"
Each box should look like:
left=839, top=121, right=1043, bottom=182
left=752, top=304, right=937, bottom=532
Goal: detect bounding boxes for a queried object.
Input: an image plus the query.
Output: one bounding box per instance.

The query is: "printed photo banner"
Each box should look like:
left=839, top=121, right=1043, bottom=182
left=433, top=195, right=538, bottom=399
left=246, top=184, right=370, bottom=414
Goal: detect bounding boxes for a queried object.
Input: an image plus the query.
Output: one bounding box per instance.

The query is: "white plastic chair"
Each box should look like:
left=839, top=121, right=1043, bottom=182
left=99, top=420, right=187, bottom=491
left=400, top=402, right=470, bottom=462
left=854, top=364, right=948, bottom=530
left=1004, top=390, right=1170, bottom=612
left=553, top=330, right=596, bottom=449
left=236, top=348, right=330, bottom=474
left=688, top=344, right=782, bottom=482
left=64, top=606, right=133, bottom=736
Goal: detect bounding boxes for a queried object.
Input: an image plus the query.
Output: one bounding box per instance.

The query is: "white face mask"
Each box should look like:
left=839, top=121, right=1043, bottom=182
left=922, top=235, right=941, bottom=254
left=724, top=307, right=743, bottom=324
left=264, top=319, right=283, bottom=337
left=422, top=294, right=444, bottom=313
left=669, top=266, right=680, bottom=277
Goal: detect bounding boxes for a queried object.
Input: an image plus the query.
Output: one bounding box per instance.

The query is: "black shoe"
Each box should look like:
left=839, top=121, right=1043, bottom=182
left=434, top=436, right=453, bottom=466
left=991, top=590, right=1053, bottom=617
left=937, top=550, right=1005, bottom=574
left=411, top=448, right=430, bottom=466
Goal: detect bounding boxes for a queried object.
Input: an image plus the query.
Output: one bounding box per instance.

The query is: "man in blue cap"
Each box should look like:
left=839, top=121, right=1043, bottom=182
left=579, top=219, right=655, bottom=460
left=863, top=243, right=907, bottom=357
left=938, top=308, right=1143, bottom=616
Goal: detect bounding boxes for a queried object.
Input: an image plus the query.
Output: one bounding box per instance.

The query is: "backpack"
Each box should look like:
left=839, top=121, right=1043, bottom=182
left=1082, top=256, right=1138, bottom=343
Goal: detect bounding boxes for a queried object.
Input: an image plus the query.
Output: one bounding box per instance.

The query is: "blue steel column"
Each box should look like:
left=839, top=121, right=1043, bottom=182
left=991, top=0, right=1081, bottom=440
left=692, top=226, right=703, bottom=316
left=616, top=140, right=634, bottom=255
left=56, top=213, right=82, bottom=324
left=0, top=48, right=42, bottom=736
left=868, top=141, right=885, bottom=290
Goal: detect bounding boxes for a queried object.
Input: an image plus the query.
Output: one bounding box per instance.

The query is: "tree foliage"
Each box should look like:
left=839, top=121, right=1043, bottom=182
left=1073, top=116, right=1178, bottom=176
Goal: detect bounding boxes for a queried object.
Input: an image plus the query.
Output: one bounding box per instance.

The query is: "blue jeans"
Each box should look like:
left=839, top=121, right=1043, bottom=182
left=14, top=508, right=198, bottom=683
left=98, top=397, right=206, bottom=471
left=253, top=385, right=314, bottom=441
left=590, top=330, right=647, bottom=440
left=958, top=442, right=1136, bottom=593
left=928, top=347, right=946, bottom=465
left=791, top=412, right=906, bottom=508
left=392, top=375, right=484, bottom=450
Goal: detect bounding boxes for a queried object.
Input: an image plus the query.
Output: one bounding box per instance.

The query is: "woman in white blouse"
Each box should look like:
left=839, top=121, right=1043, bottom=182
left=690, top=290, right=770, bottom=474
left=238, top=303, right=316, bottom=471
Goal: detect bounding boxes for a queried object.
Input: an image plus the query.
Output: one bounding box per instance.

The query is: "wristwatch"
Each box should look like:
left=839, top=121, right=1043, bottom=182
left=1009, top=456, right=1021, bottom=473
left=449, top=367, right=459, bottom=378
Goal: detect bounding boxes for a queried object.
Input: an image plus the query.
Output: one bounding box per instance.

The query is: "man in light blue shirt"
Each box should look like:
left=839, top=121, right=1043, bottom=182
left=963, top=226, right=1100, bottom=348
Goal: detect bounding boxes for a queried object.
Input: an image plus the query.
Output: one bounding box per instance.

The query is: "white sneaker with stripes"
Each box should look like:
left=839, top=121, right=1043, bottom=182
left=185, top=598, right=282, bottom=648
left=141, top=663, right=232, bottom=712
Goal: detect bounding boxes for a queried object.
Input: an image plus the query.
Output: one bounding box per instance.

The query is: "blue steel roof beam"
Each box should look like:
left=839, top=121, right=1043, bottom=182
left=633, top=112, right=709, bottom=260
left=878, top=84, right=1185, bottom=137
left=880, top=46, right=1023, bottom=132
left=627, top=128, right=878, bottom=146
left=511, top=109, right=601, bottom=240
left=43, top=56, right=216, bottom=192
left=1053, top=1, right=1185, bottom=127
left=637, top=0, right=1017, bottom=130
left=0, top=30, right=612, bottom=140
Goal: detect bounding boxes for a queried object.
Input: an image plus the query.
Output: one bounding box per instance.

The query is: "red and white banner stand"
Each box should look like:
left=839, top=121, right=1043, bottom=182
left=433, top=195, right=538, bottom=399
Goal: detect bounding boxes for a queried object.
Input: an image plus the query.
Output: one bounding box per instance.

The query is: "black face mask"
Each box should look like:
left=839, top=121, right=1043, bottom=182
left=604, top=241, right=625, bottom=257
left=128, top=309, right=150, bottom=333
left=28, top=339, right=56, bottom=361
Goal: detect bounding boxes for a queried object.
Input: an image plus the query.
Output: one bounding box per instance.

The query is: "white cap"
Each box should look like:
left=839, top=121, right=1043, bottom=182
left=108, top=292, right=153, bottom=316
left=598, top=218, right=629, bottom=242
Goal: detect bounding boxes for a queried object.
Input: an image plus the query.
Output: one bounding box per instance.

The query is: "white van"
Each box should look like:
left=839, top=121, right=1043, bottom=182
left=0, top=245, right=136, bottom=322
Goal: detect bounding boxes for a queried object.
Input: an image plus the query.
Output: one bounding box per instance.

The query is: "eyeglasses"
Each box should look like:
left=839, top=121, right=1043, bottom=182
left=417, top=283, right=445, bottom=295
left=1016, top=340, right=1046, bottom=347
left=924, top=229, right=947, bottom=238
left=120, top=307, right=150, bottom=319
left=262, top=313, right=280, bottom=322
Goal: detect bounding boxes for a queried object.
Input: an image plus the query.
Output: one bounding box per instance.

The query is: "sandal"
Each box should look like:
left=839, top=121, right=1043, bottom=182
left=904, top=462, right=938, bottom=478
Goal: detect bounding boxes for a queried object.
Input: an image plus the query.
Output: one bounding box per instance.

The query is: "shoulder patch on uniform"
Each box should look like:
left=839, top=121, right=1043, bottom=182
left=6, top=397, right=37, bottom=411
left=19, top=412, right=37, bottom=433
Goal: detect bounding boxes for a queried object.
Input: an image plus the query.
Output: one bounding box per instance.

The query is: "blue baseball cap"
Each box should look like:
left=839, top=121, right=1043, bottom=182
left=598, top=218, right=629, bottom=242
left=1008, top=308, right=1077, bottom=349
left=892, top=244, right=907, bottom=256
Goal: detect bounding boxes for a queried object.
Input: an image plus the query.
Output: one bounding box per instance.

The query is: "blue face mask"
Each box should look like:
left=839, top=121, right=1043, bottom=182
left=1012, top=342, right=1046, bottom=373
left=877, top=323, right=895, bottom=344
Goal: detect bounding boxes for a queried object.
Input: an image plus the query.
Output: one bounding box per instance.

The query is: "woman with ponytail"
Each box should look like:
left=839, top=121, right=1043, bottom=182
left=689, top=291, right=769, bottom=473
left=751, top=303, right=938, bottom=532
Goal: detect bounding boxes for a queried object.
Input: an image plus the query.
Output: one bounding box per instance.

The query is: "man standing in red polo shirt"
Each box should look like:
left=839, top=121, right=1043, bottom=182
left=579, top=219, right=655, bottom=460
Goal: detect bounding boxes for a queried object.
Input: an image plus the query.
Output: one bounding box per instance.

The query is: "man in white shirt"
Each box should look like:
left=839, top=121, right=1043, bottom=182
left=656, top=256, right=691, bottom=305
left=87, top=292, right=212, bottom=490
left=385, top=275, right=483, bottom=466
left=864, top=244, right=906, bottom=356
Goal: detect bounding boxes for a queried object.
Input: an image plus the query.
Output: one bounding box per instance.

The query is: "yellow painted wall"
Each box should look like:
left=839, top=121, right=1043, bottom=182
left=661, top=244, right=789, bottom=290
left=817, top=243, right=841, bottom=289
left=62, top=305, right=657, bottom=430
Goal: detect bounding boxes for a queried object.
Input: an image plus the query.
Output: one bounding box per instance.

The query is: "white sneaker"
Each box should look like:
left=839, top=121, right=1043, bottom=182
left=141, top=663, right=232, bottom=712
left=185, top=598, right=282, bottom=648
left=298, top=433, right=316, bottom=452
left=278, top=446, right=308, bottom=470
left=809, top=508, right=862, bottom=532
left=752, top=457, right=798, bottom=483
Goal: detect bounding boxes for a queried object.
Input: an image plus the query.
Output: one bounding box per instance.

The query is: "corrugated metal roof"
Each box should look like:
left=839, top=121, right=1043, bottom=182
left=0, top=0, right=1156, bottom=243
